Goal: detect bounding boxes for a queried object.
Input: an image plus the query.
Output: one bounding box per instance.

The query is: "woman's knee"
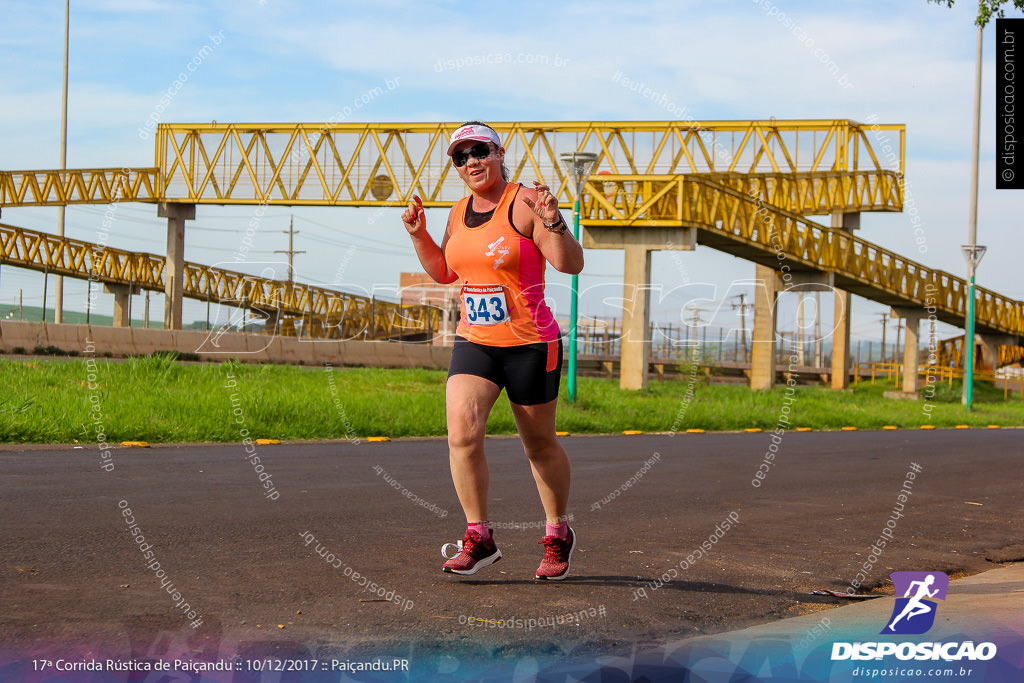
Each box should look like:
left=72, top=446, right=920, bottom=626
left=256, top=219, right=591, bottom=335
left=522, top=433, right=562, bottom=460
left=448, top=422, right=486, bottom=452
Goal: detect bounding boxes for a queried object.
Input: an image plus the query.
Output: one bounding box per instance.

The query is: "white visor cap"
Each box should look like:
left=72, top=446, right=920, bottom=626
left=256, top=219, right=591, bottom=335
left=447, top=124, right=502, bottom=156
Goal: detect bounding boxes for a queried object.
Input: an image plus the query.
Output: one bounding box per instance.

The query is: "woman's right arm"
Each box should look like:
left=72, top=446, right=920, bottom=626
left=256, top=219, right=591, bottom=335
left=402, top=194, right=458, bottom=284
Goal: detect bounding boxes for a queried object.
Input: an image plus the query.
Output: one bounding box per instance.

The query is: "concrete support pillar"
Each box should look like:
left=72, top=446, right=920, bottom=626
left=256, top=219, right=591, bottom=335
left=750, top=264, right=781, bottom=391
left=977, top=337, right=995, bottom=374
left=158, top=202, right=195, bottom=331
left=977, top=334, right=1019, bottom=374
left=830, top=211, right=860, bottom=389
left=446, top=297, right=460, bottom=345
left=620, top=245, right=652, bottom=390
left=831, top=289, right=852, bottom=388
left=893, top=307, right=924, bottom=394
left=261, top=308, right=280, bottom=335
left=104, top=284, right=140, bottom=328
left=582, top=225, right=694, bottom=390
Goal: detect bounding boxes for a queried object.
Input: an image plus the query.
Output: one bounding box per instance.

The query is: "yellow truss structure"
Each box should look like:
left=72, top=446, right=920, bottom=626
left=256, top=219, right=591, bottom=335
left=0, top=223, right=438, bottom=340
left=148, top=119, right=904, bottom=207
left=0, top=120, right=902, bottom=209
left=0, top=119, right=1019, bottom=362
left=581, top=174, right=1023, bottom=340
left=935, top=336, right=1024, bottom=370
left=0, top=168, right=160, bottom=207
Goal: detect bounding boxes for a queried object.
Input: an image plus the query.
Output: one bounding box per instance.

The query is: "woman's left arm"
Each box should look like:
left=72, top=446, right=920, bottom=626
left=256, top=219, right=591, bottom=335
left=519, top=182, right=584, bottom=274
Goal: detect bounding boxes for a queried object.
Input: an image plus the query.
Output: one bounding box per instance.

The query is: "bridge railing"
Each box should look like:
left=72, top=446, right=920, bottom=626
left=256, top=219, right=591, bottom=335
left=0, top=168, right=160, bottom=207
left=0, top=223, right=439, bottom=340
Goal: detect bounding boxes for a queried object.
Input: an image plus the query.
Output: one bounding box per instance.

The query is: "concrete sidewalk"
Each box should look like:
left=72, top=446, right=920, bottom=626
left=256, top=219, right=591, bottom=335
left=691, top=561, right=1024, bottom=645
left=617, top=562, right=1024, bottom=681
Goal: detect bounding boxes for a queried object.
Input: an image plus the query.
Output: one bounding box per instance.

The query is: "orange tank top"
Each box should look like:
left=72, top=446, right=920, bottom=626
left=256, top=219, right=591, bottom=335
left=444, top=182, right=559, bottom=346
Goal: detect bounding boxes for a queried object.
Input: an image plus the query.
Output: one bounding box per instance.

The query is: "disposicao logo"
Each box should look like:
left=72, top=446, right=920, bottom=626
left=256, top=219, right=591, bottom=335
left=882, top=571, right=948, bottom=635
left=831, top=571, right=997, bottom=663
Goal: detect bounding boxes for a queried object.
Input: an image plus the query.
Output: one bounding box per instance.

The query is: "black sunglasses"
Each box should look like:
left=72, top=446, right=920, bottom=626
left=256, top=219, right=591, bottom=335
left=452, top=142, right=494, bottom=168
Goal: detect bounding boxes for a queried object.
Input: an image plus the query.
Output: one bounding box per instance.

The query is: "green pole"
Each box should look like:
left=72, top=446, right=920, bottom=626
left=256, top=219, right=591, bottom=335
left=567, top=198, right=580, bottom=402
left=964, top=275, right=976, bottom=411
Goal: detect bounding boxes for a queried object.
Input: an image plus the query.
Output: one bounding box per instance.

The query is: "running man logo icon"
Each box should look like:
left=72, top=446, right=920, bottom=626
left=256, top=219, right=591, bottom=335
left=484, top=236, right=510, bottom=269
left=881, top=571, right=949, bottom=635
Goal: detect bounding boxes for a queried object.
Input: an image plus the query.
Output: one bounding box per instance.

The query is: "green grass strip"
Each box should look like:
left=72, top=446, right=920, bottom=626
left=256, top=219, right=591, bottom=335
left=1, top=356, right=1021, bottom=444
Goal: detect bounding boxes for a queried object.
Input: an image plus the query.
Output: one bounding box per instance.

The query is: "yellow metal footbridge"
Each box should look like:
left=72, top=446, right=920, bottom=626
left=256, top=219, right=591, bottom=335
left=1, top=121, right=1020, bottom=386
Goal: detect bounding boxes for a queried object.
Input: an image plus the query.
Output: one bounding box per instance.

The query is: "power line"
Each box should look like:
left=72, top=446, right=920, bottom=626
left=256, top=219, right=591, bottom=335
left=294, top=215, right=412, bottom=251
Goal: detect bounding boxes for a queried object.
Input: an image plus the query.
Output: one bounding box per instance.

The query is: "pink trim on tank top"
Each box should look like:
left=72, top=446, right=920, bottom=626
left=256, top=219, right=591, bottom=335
left=517, top=235, right=558, bottom=342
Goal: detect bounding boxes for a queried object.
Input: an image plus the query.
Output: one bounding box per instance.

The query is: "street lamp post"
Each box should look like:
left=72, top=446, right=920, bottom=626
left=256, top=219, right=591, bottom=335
left=961, top=244, right=986, bottom=410
left=558, top=151, right=598, bottom=402
left=962, top=21, right=984, bottom=410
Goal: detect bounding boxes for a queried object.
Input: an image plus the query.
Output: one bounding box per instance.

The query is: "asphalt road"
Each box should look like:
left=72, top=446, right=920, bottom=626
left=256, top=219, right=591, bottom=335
left=1, top=430, right=1022, bottom=672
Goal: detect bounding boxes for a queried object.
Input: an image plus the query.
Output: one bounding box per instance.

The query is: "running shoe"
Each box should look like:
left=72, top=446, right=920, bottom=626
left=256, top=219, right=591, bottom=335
left=442, top=529, right=501, bottom=575
left=535, top=527, right=576, bottom=580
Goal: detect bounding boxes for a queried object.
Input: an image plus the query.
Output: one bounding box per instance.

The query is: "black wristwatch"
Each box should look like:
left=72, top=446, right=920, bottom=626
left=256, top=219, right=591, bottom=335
left=543, top=216, right=568, bottom=234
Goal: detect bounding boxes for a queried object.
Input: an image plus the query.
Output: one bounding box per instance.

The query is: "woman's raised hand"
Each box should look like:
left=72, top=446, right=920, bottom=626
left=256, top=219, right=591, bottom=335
left=402, top=194, right=426, bottom=236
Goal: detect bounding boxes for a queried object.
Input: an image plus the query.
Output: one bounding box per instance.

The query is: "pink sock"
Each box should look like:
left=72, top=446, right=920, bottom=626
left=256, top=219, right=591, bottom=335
left=468, top=521, right=491, bottom=541
left=546, top=522, right=568, bottom=539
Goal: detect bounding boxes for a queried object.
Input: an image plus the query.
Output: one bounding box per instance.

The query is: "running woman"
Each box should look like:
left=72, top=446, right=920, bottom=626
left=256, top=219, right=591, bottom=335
left=401, top=121, right=583, bottom=580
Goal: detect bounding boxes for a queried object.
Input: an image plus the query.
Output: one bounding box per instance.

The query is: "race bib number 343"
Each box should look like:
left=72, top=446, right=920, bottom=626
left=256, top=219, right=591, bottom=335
left=463, top=285, right=509, bottom=326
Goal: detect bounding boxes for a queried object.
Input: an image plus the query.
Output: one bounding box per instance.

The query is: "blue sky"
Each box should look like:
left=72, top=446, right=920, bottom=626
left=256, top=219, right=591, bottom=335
left=1, top=0, right=1020, bottom=348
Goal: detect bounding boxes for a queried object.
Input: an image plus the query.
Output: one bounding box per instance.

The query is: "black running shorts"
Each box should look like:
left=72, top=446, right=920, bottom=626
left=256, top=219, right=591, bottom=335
left=447, top=336, right=563, bottom=406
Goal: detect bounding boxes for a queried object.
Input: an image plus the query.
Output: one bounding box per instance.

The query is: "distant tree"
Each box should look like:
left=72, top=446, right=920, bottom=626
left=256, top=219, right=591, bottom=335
left=927, top=0, right=1024, bottom=27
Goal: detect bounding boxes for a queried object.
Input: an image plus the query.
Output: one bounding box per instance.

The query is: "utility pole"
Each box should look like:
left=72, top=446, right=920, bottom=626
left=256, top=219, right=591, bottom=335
left=687, top=306, right=706, bottom=347
left=814, top=290, right=822, bottom=367
left=685, top=305, right=706, bottom=370
left=274, top=216, right=305, bottom=283
left=894, top=317, right=903, bottom=368
left=877, top=312, right=889, bottom=363
left=797, top=291, right=806, bottom=366
left=731, top=293, right=753, bottom=363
